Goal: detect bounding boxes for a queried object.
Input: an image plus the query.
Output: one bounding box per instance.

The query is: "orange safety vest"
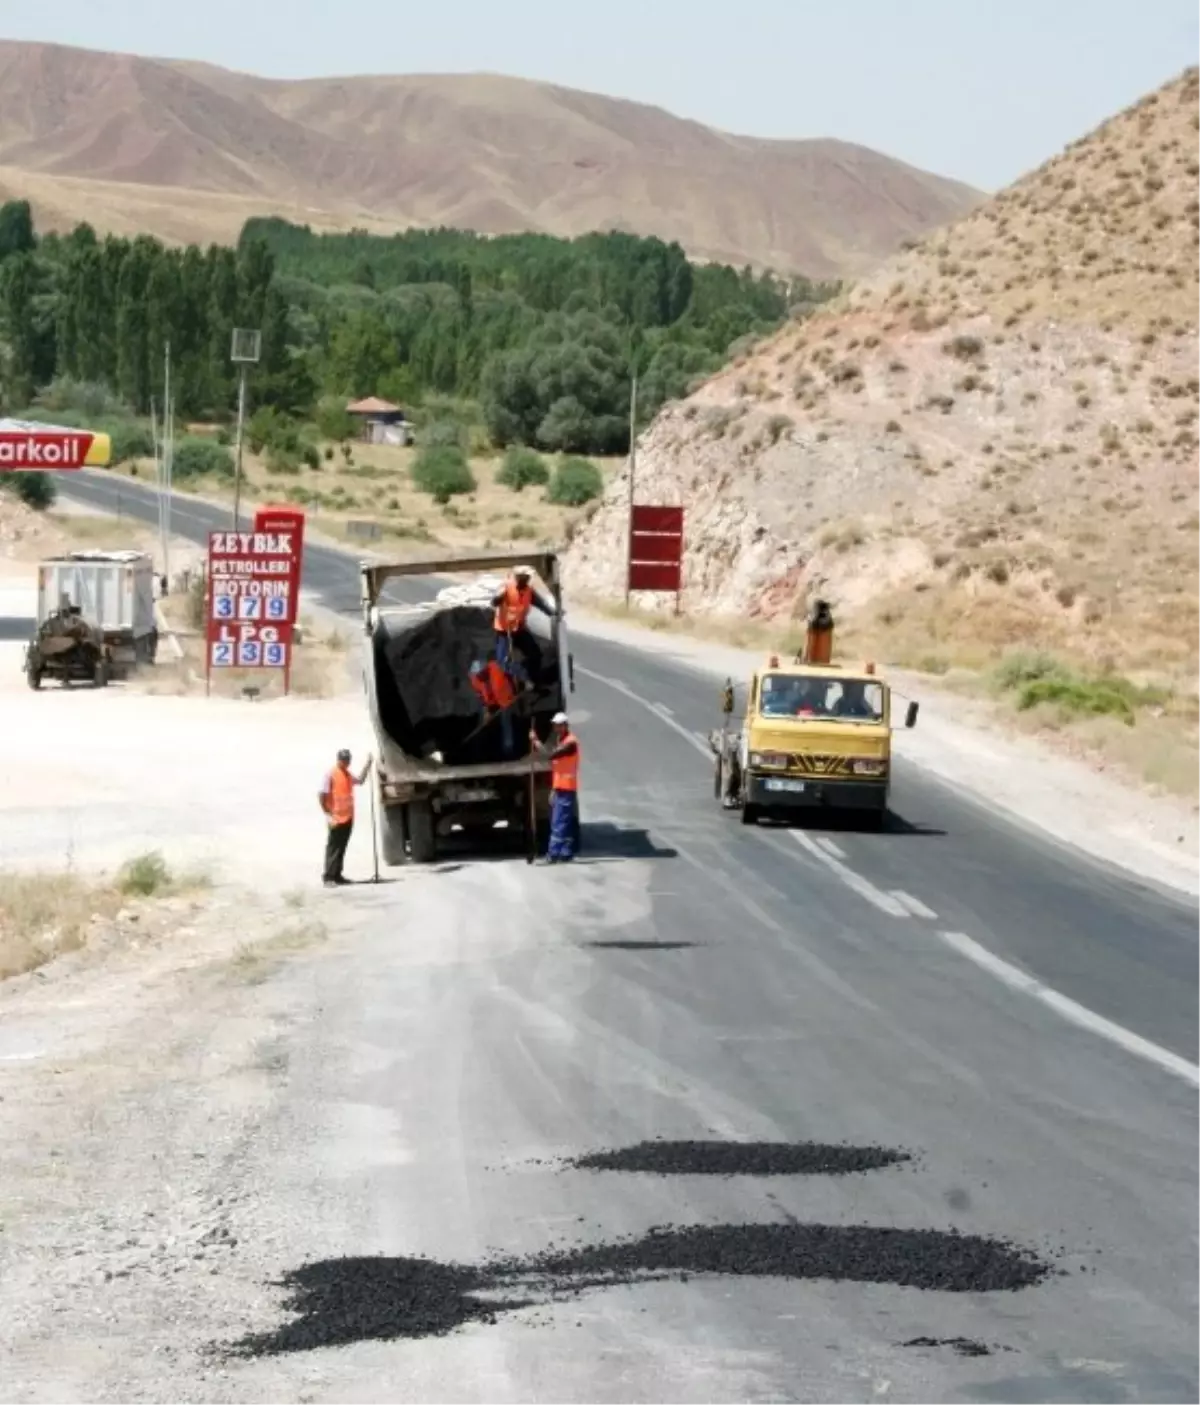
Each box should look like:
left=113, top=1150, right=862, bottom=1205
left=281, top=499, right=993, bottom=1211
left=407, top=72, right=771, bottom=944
left=470, top=660, right=517, bottom=710
left=550, top=732, right=580, bottom=791
left=327, top=765, right=355, bottom=825
left=494, top=581, right=533, bottom=633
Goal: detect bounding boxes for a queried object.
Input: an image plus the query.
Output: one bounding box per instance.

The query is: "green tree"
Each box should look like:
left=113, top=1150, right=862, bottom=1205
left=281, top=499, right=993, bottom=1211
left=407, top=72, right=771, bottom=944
left=547, top=456, right=604, bottom=506
left=0, top=200, right=35, bottom=261
left=2, top=251, right=38, bottom=404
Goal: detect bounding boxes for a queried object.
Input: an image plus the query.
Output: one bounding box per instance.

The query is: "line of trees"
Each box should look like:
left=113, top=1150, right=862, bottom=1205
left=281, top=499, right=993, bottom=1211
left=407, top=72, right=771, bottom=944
left=0, top=201, right=839, bottom=457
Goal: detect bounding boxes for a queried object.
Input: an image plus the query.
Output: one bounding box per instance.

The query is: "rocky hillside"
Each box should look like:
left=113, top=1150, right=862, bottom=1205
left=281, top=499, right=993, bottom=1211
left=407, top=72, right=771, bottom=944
left=568, top=68, right=1199, bottom=691
left=0, top=41, right=980, bottom=274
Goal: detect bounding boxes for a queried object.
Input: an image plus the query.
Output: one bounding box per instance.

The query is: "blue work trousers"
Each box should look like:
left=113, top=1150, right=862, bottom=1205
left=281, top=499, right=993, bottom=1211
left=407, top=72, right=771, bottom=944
left=495, top=630, right=529, bottom=685
left=547, top=788, right=578, bottom=861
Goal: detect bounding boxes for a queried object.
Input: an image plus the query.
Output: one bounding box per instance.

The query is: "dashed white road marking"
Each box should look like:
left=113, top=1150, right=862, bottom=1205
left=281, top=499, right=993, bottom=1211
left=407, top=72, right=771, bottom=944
left=790, top=832, right=910, bottom=918
left=890, top=889, right=938, bottom=920
left=575, top=665, right=711, bottom=759
left=815, top=837, right=846, bottom=860
left=651, top=701, right=675, bottom=718
left=940, top=929, right=1200, bottom=1088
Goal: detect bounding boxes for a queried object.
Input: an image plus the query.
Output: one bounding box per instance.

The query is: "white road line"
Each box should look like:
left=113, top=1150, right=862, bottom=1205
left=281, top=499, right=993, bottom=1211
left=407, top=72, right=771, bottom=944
left=652, top=701, right=675, bottom=718
left=790, top=832, right=910, bottom=918
left=939, top=929, right=1200, bottom=1088
left=575, top=665, right=711, bottom=759
left=816, top=837, right=847, bottom=860
left=891, top=890, right=938, bottom=920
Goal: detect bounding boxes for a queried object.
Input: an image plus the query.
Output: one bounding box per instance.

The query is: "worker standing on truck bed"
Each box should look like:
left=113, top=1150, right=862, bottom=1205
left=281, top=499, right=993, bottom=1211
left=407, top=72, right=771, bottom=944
left=319, top=748, right=372, bottom=886
left=491, top=567, right=553, bottom=684
left=530, top=711, right=580, bottom=863
left=468, top=657, right=518, bottom=758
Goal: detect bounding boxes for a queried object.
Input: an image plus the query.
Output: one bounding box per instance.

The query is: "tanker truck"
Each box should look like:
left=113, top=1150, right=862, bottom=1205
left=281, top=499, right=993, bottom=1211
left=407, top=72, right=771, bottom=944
left=360, top=551, right=574, bottom=864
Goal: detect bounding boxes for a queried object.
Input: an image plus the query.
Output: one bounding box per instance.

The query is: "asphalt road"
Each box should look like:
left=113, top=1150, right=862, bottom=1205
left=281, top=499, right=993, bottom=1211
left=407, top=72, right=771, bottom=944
left=51, top=470, right=1199, bottom=1402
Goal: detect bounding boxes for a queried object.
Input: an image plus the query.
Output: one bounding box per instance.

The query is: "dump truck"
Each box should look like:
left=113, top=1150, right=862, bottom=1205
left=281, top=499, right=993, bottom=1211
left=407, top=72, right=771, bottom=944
left=361, top=551, right=575, bottom=864
left=36, top=551, right=158, bottom=674
left=710, top=600, right=918, bottom=829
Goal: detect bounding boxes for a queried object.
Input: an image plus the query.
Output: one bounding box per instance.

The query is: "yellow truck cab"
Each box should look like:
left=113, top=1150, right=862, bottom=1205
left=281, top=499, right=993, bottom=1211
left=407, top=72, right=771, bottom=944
left=710, top=601, right=918, bottom=829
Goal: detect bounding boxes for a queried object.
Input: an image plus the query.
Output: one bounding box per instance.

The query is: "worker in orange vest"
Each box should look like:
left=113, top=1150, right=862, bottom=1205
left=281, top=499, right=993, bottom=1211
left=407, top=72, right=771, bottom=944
left=319, top=748, right=372, bottom=886
left=529, top=711, right=580, bottom=862
left=490, top=567, right=553, bottom=684
left=468, top=657, right=518, bottom=757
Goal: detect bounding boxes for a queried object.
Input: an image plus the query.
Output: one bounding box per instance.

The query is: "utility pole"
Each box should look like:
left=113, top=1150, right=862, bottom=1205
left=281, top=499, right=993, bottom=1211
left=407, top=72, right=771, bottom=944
left=624, top=368, right=638, bottom=609
left=161, top=342, right=172, bottom=589
left=230, top=328, right=261, bottom=532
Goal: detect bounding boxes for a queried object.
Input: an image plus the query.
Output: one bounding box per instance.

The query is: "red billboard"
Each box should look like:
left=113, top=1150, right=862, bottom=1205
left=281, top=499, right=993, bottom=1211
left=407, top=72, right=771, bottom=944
left=628, top=504, right=684, bottom=598
left=205, top=528, right=301, bottom=683
left=0, top=424, right=99, bottom=470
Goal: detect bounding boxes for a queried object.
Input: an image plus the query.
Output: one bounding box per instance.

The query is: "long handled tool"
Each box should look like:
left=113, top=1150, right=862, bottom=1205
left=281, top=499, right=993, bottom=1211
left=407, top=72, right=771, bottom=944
left=526, top=734, right=537, bottom=865
left=366, top=754, right=381, bottom=883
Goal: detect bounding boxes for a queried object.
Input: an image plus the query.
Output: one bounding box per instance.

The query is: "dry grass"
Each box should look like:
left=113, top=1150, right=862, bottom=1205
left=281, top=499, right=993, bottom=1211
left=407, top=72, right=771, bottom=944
left=0, top=852, right=210, bottom=981
left=0, top=41, right=979, bottom=275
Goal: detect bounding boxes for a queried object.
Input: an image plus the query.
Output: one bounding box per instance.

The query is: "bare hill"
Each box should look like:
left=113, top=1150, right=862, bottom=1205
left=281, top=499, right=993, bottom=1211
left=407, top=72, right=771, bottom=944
left=567, top=68, right=1199, bottom=786
left=0, top=40, right=979, bottom=274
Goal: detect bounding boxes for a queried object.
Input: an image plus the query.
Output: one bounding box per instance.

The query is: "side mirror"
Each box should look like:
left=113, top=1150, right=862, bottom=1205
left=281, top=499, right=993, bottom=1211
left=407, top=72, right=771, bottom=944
left=905, top=700, right=919, bottom=729
left=720, top=679, right=735, bottom=715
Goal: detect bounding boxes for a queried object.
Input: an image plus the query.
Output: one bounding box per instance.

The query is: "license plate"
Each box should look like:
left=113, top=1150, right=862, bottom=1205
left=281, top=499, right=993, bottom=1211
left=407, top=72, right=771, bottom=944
left=765, top=778, right=806, bottom=793
left=454, top=787, right=497, bottom=802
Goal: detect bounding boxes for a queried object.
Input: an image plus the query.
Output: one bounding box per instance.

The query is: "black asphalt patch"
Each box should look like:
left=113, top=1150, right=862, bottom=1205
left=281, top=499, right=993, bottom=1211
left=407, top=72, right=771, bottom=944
left=901, top=1335, right=1013, bottom=1357
left=565, top=1139, right=911, bottom=1176
left=230, top=1223, right=1051, bottom=1356
left=584, top=939, right=697, bottom=950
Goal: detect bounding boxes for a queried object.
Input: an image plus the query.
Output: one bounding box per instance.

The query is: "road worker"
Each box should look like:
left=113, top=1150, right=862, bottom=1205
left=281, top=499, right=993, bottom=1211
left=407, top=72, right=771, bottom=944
left=529, top=711, right=580, bottom=863
left=491, top=567, right=553, bottom=683
left=318, top=748, right=372, bottom=886
left=468, top=657, right=518, bottom=758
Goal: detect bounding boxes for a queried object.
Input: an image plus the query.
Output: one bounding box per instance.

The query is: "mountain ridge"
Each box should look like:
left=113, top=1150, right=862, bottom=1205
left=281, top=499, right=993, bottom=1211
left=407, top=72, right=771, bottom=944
left=0, top=39, right=981, bottom=274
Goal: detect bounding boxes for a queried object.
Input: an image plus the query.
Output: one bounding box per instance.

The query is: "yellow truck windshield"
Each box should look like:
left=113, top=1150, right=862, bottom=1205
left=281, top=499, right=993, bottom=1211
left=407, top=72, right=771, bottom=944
left=758, top=672, right=885, bottom=723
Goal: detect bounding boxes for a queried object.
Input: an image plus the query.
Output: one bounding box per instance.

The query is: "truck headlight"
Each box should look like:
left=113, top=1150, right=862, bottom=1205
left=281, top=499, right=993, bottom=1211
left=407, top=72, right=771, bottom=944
left=749, top=751, right=789, bottom=768
left=851, top=759, right=886, bottom=776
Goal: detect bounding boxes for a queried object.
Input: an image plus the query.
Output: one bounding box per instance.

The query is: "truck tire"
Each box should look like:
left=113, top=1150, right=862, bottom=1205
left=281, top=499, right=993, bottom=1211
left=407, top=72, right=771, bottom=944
left=93, top=659, right=109, bottom=688
left=26, top=661, right=41, bottom=690
left=741, top=802, right=759, bottom=826
left=380, top=803, right=408, bottom=865
left=407, top=801, right=437, bottom=864
left=713, top=755, right=723, bottom=799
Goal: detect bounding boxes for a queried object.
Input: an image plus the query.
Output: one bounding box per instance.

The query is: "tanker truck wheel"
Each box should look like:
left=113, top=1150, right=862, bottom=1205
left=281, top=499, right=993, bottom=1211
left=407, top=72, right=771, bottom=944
left=406, top=801, right=437, bottom=864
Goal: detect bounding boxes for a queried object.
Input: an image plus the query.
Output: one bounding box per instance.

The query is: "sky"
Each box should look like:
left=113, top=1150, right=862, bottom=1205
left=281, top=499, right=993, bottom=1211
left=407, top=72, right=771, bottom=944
left=4, top=0, right=1197, bottom=190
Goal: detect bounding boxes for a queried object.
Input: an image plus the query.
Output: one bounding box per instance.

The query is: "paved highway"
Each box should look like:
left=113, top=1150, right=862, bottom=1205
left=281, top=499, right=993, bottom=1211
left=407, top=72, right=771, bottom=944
left=52, top=469, right=1198, bottom=1401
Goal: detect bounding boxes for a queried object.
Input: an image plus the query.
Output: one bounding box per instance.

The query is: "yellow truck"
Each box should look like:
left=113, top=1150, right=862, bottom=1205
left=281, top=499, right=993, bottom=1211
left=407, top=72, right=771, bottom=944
left=710, top=601, right=918, bottom=829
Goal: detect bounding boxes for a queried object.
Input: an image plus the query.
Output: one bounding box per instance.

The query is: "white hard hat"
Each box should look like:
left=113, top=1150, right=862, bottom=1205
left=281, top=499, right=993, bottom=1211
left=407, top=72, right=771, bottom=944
left=551, top=711, right=568, bottom=725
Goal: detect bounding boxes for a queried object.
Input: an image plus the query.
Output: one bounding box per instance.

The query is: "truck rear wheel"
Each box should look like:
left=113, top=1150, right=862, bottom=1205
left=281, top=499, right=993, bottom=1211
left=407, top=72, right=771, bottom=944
left=741, top=802, right=759, bottom=826
left=380, top=802, right=408, bottom=865
left=407, top=801, right=437, bottom=864
left=93, top=658, right=109, bottom=688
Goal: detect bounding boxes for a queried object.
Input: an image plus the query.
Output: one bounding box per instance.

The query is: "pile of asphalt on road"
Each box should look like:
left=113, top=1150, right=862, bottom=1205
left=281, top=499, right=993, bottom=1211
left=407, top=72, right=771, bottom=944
left=230, top=1223, right=1052, bottom=1356
left=565, top=1139, right=912, bottom=1176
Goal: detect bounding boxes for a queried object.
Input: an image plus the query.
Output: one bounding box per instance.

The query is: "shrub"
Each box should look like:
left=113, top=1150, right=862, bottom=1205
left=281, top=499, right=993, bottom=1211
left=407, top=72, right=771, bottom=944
left=944, top=334, right=985, bottom=360
left=173, top=437, right=235, bottom=480
left=547, top=456, right=604, bottom=506
left=315, top=397, right=357, bottom=442
left=107, top=419, right=155, bottom=464
left=411, top=444, right=476, bottom=503
left=2, top=471, right=56, bottom=509
left=496, top=445, right=550, bottom=492
left=117, top=851, right=170, bottom=897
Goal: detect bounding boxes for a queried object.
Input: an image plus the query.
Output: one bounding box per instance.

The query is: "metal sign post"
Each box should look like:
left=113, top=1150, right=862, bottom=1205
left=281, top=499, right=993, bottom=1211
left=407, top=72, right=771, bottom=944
left=230, top=328, right=262, bottom=532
